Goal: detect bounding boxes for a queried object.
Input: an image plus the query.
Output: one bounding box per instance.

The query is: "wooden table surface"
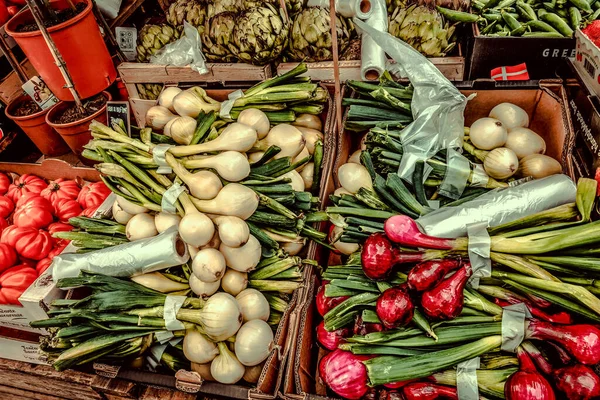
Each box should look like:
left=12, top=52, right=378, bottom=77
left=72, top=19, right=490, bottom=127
left=0, top=359, right=198, bottom=400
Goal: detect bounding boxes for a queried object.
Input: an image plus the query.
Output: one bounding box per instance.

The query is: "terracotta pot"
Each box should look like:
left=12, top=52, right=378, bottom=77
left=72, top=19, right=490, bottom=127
left=5, top=95, right=70, bottom=157
left=5, top=0, right=116, bottom=101
left=46, top=91, right=111, bottom=164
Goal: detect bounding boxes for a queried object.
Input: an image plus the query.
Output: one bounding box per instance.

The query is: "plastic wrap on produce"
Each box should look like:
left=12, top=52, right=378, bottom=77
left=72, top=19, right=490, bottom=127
left=307, top=0, right=373, bottom=19
left=150, top=22, right=208, bottom=74
left=416, top=175, right=577, bottom=238
left=360, top=0, right=387, bottom=81
left=353, top=19, right=468, bottom=184
left=52, top=227, right=189, bottom=281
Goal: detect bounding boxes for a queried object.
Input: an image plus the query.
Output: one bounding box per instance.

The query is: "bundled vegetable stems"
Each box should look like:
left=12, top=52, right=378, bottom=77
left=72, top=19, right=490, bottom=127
left=53, top=216, right=128, bottom=253
left=317, top=178, right=600, bottom=399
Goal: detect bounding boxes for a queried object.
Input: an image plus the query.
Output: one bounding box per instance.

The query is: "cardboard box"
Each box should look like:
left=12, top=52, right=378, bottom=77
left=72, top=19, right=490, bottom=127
left=573, top=29, right=600, bottom=98
left=284, top=80, right=577, bottom=399
left=0, top=327, right=49, bottom=365
left=0, top=159, right=99, bottom=333
left=468, top=24, right=576, bottom=80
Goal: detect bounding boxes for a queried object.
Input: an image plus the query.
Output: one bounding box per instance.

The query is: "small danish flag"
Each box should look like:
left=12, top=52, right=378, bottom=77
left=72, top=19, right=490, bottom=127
left=490, top=63, right=530, bottom=81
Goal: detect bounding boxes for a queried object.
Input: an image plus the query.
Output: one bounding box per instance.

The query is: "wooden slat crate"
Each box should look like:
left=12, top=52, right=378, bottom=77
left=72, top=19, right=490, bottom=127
left=277, top=47, right=465, bottom=82
left=0, top=59, right=37, bottom=105
left=118, top=62, right=273, bottom=127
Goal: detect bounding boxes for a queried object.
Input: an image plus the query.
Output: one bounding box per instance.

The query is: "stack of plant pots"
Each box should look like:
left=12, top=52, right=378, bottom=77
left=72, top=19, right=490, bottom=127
left=4, top=0, right=115, bottom=162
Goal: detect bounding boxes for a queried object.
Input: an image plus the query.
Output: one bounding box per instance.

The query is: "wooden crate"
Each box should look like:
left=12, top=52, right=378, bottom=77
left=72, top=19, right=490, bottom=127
left=118, top=62, right=273, bottom=127
left=0, top=59, right=37, bottom=105
left=277, top=49, right=465, bottom=82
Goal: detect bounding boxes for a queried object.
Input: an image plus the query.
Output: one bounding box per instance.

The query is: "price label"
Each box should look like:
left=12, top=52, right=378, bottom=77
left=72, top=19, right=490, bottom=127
left=106, top=101, right=131, bottom=137
left=21, top=76, right=59, bottom=110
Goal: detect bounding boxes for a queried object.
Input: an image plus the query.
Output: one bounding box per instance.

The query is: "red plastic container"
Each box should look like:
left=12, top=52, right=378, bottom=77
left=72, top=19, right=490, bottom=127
left=5, top=0, right=116, bottom=101
left=46, top=91, right=111, bottom=164
left=5, top=95, right=70, bottom=157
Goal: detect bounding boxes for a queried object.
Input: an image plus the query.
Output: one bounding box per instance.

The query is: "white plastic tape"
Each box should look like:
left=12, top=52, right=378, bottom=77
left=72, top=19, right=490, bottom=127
left=439, top=149, right=470, bottom=200
left=155, top=330, right=175, bottom=344
left=457, top=357, right=480, bottom=400
left=147, top=342, right=169, bottom=371
left=164, top=295, right=186, bottom=331
left=501, top=303, right=532, bottom=352
left=220, top=89, right=244, bottom=119
left=307, top=0, right=373, bottom=19
left=162, top=182, right=185, bottom=214
left=470, top=164, right=489, bottom=188
left=466, top=222, right=491, bottom=289
left=153, top=144, right=174, bottom=174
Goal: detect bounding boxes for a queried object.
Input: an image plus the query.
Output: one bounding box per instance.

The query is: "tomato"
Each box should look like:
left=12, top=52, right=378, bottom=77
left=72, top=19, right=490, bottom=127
left=0, top=265, right=37, bottom=305
left=0, top=243, right=17, bottom=273
left=48, top=243, right=67, bottom=259
left=0, top=173, right=10, bottom=195
left=36, top=258, right=52, bottom=275
left=7, top=174, right=46, bottom=203
left=0, top=219, right=8, bottom=235
left=18, top=257, right=36, bottom=269
left=77, top=182, right=111, bottom=209
left=16, top=193, right=52, bottom=210
left=6, top=5, right=17, bottom=16
left=0, top=225, right=20, bottom=247
left=53, top=198, right=82, bottom=223
left=13, top=201, right=54, bottom=229
left=0, top=195, right=14, bottom=219
left=48, top=222, right=73, bottom=236
left=41, top=178, right=81, bottom=204
left=0, top=0, right=9, bottom=26
left=13, top=228, right=52, bottom=260
left=82, top=206, right=98, bottom=218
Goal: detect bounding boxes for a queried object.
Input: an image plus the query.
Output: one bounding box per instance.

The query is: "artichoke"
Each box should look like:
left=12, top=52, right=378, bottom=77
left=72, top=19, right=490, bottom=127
left=136, top=24, right=180, bottom=62
left=286, top=0, right=306, bottom=16
left=206, top=0, right=240, bottom=18
left=388, top=4, right=456, bottom=57
left=137, top=83, right=163, bottom=100
left=167, top=0, right=208, bottom=34
left=202, top=11, right=237, bottom=62
left=287, top=7, right=355, bottom=62
left=386, top=0, right=406, bottom=12
left=231, top=4, right=290, bottom=65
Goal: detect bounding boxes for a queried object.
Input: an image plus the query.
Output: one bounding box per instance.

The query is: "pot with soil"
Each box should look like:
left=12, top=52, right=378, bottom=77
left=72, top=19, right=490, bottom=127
left=5, top=95, right=70, bottom=157
left=46, top=91, right=111, bottom=164
left=5, top=0, right=116, bottom=101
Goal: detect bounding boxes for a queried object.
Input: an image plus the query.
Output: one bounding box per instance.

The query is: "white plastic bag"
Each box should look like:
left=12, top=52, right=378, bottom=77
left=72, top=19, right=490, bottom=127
left=150, top=21, right=208, bottom=75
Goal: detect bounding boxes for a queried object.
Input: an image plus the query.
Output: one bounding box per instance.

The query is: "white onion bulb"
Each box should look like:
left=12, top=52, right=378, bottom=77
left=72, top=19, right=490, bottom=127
left=483, top=147, right=519, bottom=180
left=469, top=118, right=507, bottom=150
left=489, top=103, right=529, bottom=129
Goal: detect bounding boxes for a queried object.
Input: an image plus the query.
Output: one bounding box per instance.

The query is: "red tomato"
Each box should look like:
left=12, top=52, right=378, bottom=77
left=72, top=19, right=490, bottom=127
left=0, top=195, right=14, bottom=219
left=53, top=198, right=82, bottom=223
left=48, top=222, right=73, bottom=236
left=41, top=178, right=81, bottom=205
left=18, top=257, right=36, bottom=268
left=6, top=5, right=18, bottom=16
left=36, top=258, right=52, bottom=275
left=81, top=206, right=98, bottom=217
left=0, top=243, right=16, bottom=273
left=16, top=193, right=52, bottom=210
left=77, top=182, right=110, bottom=209
left=0, top=173, right=10, bottom=195
left=13, top=228, right=52, bottom=260
left=48, top=242, right=67, bottom=259
left=7, top=174, right=46, bottom=203
left=0, top=225, right=20, bottom=247
left=0, top=0, right=9, bottom=26
left=0, top=219, right=8, bottom=235
left=0, top=265, right=37, bottom=305
left=13, top=201, right=54, bottom=229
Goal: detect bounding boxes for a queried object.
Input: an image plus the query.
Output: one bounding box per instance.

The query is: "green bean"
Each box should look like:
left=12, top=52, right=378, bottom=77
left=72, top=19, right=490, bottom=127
left=541, top=12, right=574, bottom=35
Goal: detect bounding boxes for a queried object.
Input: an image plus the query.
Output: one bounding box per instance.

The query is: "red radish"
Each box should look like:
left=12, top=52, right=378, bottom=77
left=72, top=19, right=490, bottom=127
left=362, top=233, right=437, bottom=280
left=319, top=351, right=333, bottom=386
left=361, top=387, right=378, bottom=400
left=553, top=364, right=600, bottom=400
left=402, top=382, right=457, bottom=399
left=526, top=320, right=600, bottom=365
left=494, top=299, right=573, bottom=324
left=353, top=315, right=383, bottom=336
left=505, top=348, right=555, bottom=400
left=384, top=216, right=455, bottom=250
left=421, top=264, right=471, bottom=320
left=407, top=259, right=462, bottom=292
left=316, top=321, right=350, bottom=351
left=384, top=379, right=419, bottom=389
left=376, top=286, right=414, bottom=329
left=319, top=349, right=371, bottom=399
left=316, top=284, right=349, bottom=317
